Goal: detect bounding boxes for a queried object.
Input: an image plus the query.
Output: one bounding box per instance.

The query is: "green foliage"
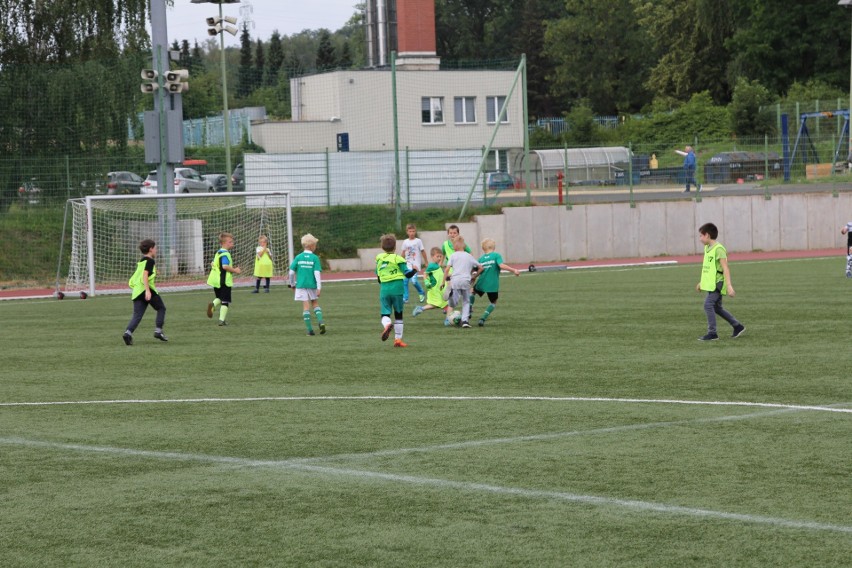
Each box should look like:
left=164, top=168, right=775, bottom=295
left=784, top=79, right=847, bottom=104
left=316, top=29, right=336, bottom=70
left=729, top=78, right=776, bottom=136
left=0, top=260, right=850, bottom=565
left=621, top=92, right=732, bottom=146
left=561, top=101, right=617, bottom=146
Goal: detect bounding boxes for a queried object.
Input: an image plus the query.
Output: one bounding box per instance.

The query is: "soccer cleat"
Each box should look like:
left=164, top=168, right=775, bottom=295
left=307, top=330, right=316, bottom=336
left=478, top=319, right=485, bottom=327
left=319, top=323, right=326, bottom=335
left=461, top=321, right=471, bottom=328
left=418, top=294, right=425, bottom=303
left=218, top=320, right=228, bottom=326
left=393, top=338, right=408, bottom=348
left=698, top=332, right=719, bottom=341
left=381, top=323, right=393, bottom=341
left=251, top=289, right=259, bottom=294
left=154, top=331, right=168, bottom=342
left=123, top=332, right=133, bottom=346
left=731, top=324, right=746, bottom=338
left=412, top=306, right=424, bottom=317
left=206, top=302, right=214, bottom=318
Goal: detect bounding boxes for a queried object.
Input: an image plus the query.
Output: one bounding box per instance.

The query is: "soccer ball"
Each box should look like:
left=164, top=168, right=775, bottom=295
left=449, top=311, right=461, bottom=326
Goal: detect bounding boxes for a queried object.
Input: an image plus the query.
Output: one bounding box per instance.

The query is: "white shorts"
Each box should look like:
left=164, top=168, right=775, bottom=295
left=294, top=288, right=319, bottom=301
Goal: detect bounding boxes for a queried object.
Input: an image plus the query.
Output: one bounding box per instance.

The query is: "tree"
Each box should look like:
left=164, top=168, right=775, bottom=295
left=316, top=29, right=336, bottom=70
left=545, top=0, right=653, bottom=114
left=265, top=31, right=285, bottom=87
left=236, top=24, right=254, bottom=98
left=254, top=39, right=265, bottom=94
left=729, top=78, right=775, bottom=136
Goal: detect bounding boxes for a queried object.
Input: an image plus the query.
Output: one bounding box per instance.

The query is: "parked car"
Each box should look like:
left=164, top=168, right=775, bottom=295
left=231, top=163, right=245, bottom=191
left=203, top=173, right=229, bottom=192
left=106, top=171, right=144, bottom=195
left=17, top=178, right=42, bottom=204
left=141, top=168, right=210, bottom=194
left=485, top=171, right=517, bottom=191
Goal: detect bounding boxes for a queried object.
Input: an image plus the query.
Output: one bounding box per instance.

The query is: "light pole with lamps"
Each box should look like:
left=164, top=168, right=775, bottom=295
left=192, top=0, right=240, bottom=191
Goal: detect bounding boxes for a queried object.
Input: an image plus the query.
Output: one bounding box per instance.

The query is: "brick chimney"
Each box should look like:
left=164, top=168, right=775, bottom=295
left=396, top=0, right=440, bottom=70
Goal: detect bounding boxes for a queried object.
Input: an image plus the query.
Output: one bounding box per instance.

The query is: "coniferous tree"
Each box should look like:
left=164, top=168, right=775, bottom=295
left=236, top=24, right=254, bottom=98
left=254, top=39, right=265, bottom=93
left=316, top=29, right=336, bottom=70
left=266, top=31, right=285, bottom=87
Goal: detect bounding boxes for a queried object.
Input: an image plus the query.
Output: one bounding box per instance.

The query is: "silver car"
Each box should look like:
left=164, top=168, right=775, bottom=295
left=142, top=168, right=210, bottom=194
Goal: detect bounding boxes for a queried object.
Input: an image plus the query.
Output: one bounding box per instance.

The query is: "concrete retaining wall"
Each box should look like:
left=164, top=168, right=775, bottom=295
left=327, top=192, right=852, bottom=270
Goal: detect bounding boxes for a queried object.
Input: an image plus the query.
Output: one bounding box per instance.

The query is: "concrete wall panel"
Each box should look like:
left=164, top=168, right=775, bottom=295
left=610, top=203, right=640, bottom=258
left=664, top=201, right=697, bottom=255
left=722, top=197, right=753, bottom=252
left=586, top=204, right=614, bottom=259
left=636, top=202, right=667, bottom=257
left=503, top=207, right=535, bottom=263
left=474, top=215, right=507, bottom=255
left=531, top=206, right=562, bottom=261
left=806, top=194, right=838, bottom=249
left=694, top=198, right=725, bottom=254
left=779, top=194, right=808, bottom=250
left=749, top=196, right=780, bottom=252
left=560, top=206, right=588, bottom=260
left=832, top=193, right=852, bottom=248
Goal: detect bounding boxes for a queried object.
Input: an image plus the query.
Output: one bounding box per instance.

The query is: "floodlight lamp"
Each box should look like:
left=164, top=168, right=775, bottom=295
left=208, top=27, right=220, bottom=36
left=206, top=16, right=219, bottom=26
left=224, top=25, right=238, bottom=36
left=223, top=16, right=238, bottom=25
left=840, top=0, right=852, bottom=6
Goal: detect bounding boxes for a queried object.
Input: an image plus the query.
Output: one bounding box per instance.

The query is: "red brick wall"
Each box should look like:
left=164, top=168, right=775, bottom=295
left=397, top=0, right=436, bottom=54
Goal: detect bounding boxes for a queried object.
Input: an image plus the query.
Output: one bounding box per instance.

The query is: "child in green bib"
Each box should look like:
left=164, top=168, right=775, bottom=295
left=696, top=223, right=745, bottom=341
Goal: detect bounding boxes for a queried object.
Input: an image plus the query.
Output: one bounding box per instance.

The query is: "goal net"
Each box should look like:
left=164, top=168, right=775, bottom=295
left=61, top=192, right=293, bottom=297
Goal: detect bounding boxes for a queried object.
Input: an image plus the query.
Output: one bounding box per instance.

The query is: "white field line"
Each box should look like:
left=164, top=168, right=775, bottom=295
left=1, top=395, right=850, bottom=414
left=1, top=433, right=850, bottom=535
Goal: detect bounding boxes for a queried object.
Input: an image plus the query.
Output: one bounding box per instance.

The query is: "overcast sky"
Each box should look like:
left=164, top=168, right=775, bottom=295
left=161, top=0, right=362, bottom=47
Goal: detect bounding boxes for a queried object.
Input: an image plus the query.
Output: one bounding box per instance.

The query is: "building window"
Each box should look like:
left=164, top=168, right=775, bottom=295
left=454, top=97, right=476, bottom=124
left=486, top=96, right=508, bottom=124
left=421, top=97, right=444, bottom=124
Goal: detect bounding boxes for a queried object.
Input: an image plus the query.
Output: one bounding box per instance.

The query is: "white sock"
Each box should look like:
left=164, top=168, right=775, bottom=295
left=394, top=320, right=403, bottom=339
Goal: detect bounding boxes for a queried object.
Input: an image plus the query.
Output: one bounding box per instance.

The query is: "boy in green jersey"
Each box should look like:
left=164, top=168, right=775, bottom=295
left=412, top=247, right=451, bottom=325
left=377, top=234, right=417, bottom=346
left=123, top=239, right=168, bottom=345
left=440, top=224, right=471, bottom=269
left=206, top=232, right=242, bottom=326
left=288, top=233, right=326, bottom=336
left=696, top=223, right=745, bottom=341
left=470, top=238, right=520, bottom=327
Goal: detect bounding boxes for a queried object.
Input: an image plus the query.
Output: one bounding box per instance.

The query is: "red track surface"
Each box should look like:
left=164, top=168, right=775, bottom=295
left=1, top=248, right=840, bottom=301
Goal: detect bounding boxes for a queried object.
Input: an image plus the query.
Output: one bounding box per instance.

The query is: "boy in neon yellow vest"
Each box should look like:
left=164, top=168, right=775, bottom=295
left=123, top=239, right=168, bottom=345
left=377, top=233, right=417, bottom=347
left=207, top=232, right=242, bottom=326
left=696, top=223, right=745, bottom=341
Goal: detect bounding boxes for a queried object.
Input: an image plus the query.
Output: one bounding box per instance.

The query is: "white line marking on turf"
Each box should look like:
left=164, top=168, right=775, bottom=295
left=1, top=395, right=850, bottom=414
left=1, top=435, right=849, bottom=535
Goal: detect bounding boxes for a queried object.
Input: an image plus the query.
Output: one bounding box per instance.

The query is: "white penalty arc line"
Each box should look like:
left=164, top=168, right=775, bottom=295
left=1, top=395, right=851, bottom=414
left=1, top=435, right=850, bottom=535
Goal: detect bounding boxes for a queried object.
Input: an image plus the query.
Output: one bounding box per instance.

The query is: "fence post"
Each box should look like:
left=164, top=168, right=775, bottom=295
left=628, top=142, right=635, bottom=208
left=325, top=147, right=330, bottom=207
left=764, top=134, right=771, bottom=201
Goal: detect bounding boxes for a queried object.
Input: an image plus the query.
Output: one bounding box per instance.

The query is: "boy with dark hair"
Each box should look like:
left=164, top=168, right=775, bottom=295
left=441, top=224, right=470, bottom=268
left=696, top=223, right=745, bottom=341
left=377, top=234, right=417, bottom=347
left=207, top=232, right=241, bottom=326
left=123, top=239, right=168, bottom=345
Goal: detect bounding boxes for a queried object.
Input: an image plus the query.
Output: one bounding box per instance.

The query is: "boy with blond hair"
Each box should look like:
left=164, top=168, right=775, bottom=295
left=413, top=247, right=451, bottom=325
left=289, top=233, right=326, bottom=336
left=377, top=234, right=417, bottom=346
left=207, top=232, right=241, bottom=326
left=471, top=237, right=520, bottom=326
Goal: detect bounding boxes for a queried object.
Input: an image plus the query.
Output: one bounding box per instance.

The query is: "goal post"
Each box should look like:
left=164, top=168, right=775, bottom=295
left=60, top=192, right=294, bottom=297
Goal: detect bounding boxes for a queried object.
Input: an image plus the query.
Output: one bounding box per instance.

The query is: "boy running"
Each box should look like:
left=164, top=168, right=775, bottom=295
left=207, top=232, right=241, bottom=326
left=471, top=238, right=520, bottom=326
left=377, top=234, right=417, bottom=346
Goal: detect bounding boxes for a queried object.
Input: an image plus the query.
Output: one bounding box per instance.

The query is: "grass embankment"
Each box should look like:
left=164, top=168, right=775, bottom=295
left=0, top=203, right=501, bottom=288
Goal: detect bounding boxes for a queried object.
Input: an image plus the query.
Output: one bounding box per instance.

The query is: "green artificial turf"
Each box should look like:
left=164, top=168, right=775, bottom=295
left=0, top=257, right=850, bottom=566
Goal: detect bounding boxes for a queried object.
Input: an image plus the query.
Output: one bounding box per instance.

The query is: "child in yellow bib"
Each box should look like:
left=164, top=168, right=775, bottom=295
left=696, top=223, right=745, bottom=341
left=253, top=235, right=273, bottom=293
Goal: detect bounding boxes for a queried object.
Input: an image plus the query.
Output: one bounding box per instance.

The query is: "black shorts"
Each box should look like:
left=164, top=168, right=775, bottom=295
left=214, top=286, right=232, bottom=304
left=474, top=288, right=499, bottom=303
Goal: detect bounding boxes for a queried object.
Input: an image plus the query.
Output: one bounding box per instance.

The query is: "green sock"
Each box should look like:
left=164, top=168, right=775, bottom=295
left=303, top=310, right=313, bottom=331
left=482, top=303, right=495, bottom=320
left=219, top=305, right=229, bottom=321
left=212, top=298, right=222, bottom=308
left=314, top=307, right=324, bottom=324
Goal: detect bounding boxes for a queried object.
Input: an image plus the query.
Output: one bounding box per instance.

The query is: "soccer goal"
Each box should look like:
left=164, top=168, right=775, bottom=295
left=58, top=192, right=294, bottom=297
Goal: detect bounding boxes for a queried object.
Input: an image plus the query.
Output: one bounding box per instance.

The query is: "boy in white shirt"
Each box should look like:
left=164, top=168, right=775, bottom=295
left=443, top=237, right=481, bottom=328
left=400, top=223, right=427, bottom=303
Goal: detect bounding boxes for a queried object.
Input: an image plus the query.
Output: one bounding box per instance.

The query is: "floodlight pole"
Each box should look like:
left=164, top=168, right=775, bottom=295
left=841, top=1, right=852, bottom=162
left=219, top=1, right=234, bottom=192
